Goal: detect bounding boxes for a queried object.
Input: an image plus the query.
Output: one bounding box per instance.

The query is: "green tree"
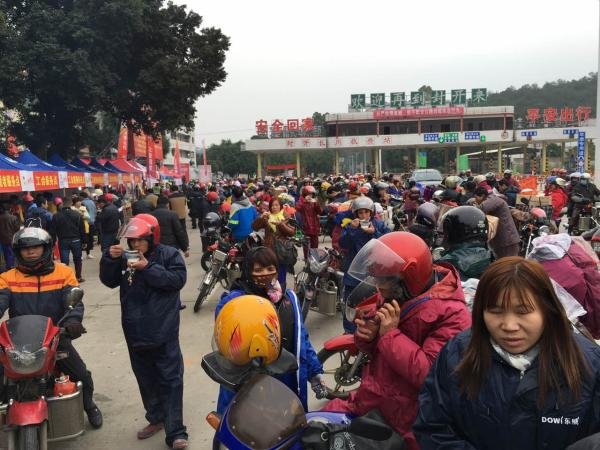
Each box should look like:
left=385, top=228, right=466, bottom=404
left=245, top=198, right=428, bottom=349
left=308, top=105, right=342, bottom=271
left=0, top=0, right=230, bottom=158
left=206, top=140, right=256, bottom=176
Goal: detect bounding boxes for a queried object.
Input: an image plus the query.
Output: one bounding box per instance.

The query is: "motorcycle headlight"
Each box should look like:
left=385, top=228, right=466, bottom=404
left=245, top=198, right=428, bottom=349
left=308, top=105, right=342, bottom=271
left=309, top=259, right=328, bottom=273
left=7, top=347, right=48, bottom=375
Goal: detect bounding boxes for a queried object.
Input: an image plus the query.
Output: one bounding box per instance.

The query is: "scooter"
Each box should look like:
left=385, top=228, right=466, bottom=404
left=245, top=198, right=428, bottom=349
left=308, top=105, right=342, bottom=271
left=295, top=247, right=344, bottom=321
left=201, top=347, right=405, bottom=449
left=0, top=288, right=86, bottom=450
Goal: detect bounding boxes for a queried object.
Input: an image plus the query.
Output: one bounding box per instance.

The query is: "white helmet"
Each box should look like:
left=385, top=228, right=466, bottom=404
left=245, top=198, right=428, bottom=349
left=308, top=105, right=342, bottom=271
left=582, top=173, right=592, bottom=180
left=351, top=196, right=374, bottom=214
left=570, top=172, right=581, bottom=179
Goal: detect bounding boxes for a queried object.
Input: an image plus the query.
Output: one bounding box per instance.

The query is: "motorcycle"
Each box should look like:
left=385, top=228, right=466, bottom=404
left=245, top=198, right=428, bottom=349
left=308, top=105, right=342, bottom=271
left=0, top=288, right=86, bottom=450
left=201, top=347, right=404, bottom=449
left=200, top=225, right=229, bottom=272
left=569, top=196, right=600, bottom=236
left=318, top=282, right=377, bottom=399
left=194, top=234, right=245, bottom=313
left=389, top=195, right=407, bottom=231
left=294, top=247, right=344, bottom=321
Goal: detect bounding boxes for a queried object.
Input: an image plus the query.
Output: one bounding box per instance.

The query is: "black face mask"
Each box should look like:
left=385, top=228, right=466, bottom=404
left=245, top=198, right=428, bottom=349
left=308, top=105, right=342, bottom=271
left=376, top=277, right=412, bottom=304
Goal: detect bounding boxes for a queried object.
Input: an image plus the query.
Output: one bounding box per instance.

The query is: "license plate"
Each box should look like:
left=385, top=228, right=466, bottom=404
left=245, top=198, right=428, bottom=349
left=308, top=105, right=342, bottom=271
left=213, top=250, right=227, bottom=263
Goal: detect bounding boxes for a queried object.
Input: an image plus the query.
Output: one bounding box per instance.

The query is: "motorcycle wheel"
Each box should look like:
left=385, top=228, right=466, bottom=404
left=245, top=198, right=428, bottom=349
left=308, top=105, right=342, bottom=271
left=200, top=252, right=212, bottom=272
left=18, top=425, right=40, bottom=450
left=317, top=348, right=364, bottom=399
left=194, top=280, right=215, bottom=313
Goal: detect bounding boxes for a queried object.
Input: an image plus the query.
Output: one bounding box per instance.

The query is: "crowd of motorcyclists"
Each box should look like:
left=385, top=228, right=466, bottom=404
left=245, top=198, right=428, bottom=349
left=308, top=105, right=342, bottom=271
left=1, top=165, right=600, bottom=449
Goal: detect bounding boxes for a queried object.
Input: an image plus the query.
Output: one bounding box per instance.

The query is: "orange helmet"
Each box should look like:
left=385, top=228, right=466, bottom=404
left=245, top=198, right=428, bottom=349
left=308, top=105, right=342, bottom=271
left=348, top=231, right=433, bottom=297
left=214, top=295, right=281, bottom=366
left=207, top=191, right=218, bottom=202
left=220, top=202, right=231, bottom=213
left=121, top=214, right=160, bottom=244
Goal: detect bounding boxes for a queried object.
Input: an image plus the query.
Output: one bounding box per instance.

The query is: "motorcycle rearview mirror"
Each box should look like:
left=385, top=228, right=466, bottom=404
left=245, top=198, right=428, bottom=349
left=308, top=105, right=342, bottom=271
left=346, top=416, right=393, bottom=441
left=520, top=197, right=530, bottom=206
left=65, top=287, right=84, bottom=309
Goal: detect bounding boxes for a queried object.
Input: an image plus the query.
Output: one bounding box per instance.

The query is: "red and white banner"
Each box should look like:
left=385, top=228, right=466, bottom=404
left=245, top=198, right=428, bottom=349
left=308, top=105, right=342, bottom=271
left=146, top=135, right=157, bottom=179
left=373, top=106, right=464, bottom=120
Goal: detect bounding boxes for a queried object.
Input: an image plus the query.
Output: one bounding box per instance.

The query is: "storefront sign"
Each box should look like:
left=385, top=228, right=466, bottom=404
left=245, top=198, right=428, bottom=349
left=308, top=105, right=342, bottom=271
left=526, top=106, right=591, bottom=126
left=255, top=117, right=315, bottom=136
left=0, top=170, right=22, bottom=193
left=350, top=88, right=487, bottom=109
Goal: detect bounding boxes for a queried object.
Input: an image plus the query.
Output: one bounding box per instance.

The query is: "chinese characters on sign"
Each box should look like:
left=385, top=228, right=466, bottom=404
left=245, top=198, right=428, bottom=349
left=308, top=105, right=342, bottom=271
left=578, top=131, right=586, bottom=173
left=464, top=131, right=481, bottom=140
left=525, top=106, right=591, bottom=126
left=373, top=107, right=464, bottom=120
left=424, top=133, right=439, bottom=142
left=255, top=117, right=316, bottom=138
left=350, top=88, right=487, bottom=110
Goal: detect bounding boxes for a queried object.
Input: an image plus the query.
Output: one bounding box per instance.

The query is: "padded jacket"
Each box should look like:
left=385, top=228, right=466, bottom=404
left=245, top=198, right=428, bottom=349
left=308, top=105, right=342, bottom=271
left=0, top=263, right=83, bottom=326
left=151, top=206, right=189, bottom=251
left=436, top=242, right=493, bottom=281
left=99, top=244, right=186, bottom=347
left=415, top=330, right=600, bottom=450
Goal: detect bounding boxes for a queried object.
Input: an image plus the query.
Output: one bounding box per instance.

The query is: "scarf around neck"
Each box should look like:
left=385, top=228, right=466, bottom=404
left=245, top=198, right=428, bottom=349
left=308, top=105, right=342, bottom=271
left=491, top=338, right=540, bottom=375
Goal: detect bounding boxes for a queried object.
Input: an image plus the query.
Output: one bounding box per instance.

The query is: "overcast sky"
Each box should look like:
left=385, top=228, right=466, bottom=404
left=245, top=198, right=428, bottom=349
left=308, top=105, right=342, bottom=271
left=181, top=0, right=599, bottom=147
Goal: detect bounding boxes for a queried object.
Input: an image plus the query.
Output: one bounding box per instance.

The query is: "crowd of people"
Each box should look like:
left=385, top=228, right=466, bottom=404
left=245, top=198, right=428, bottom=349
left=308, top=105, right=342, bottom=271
left=0, top=165, right=600, bottom=449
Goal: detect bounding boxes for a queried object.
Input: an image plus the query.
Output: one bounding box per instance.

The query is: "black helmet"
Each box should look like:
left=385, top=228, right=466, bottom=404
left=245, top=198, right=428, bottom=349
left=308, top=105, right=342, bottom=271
left=12, top=227, right=54, bottom=275
left=202, top=212, right=222, bottom=233
left=415, top=202, right=439, bottom=228
left=442, top=206, right=488, bottom=246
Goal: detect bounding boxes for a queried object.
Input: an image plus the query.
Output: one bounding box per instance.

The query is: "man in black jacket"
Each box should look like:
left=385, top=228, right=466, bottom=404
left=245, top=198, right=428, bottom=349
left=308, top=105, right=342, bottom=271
left=54, top=198, right=87, bottom=282
left=132, top=194, right=155, bottom=216
left=151, top=196, right=189, bottom=256
left=97, top=194, right=121, bottom=252
left=187, top=185, right=205, bottom=230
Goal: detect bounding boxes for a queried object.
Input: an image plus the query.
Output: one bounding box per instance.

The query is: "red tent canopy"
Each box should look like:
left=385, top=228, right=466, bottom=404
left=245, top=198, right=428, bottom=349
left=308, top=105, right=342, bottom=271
left=111, top=159, right=144, bottom=173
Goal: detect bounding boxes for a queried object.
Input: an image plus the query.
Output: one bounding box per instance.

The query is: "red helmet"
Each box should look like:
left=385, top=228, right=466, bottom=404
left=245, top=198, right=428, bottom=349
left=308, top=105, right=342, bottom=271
left=53, top=197, right=63, bottom=206
left=121, top=214, right=160, bottom=244
left=207, top=191, right=218, bottom=202
left=302, top=185, right=316, bottom=196
left=348, top=232, right=433, bottom=297
left=221, top=202, right=231, bottom=213
left=530, top=207, right=546, bottom=220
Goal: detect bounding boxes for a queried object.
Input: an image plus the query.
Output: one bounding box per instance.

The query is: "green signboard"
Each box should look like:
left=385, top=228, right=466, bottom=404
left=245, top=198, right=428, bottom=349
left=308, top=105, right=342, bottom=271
left=350, top=94, right=366, bottom=109
left=410, top=91, right=423, bottom=106
left=390, top=92, right=405, bottom=108
left=459, top=154, right=470, bottom=170
left=370, top=93, right=385, bottom=108
left=418, top=151, right=427, bottom=168
left=471, top=88, right=488, bottom=104
left=431, top=90, right=446, bottom=106
left=438, top=132, right=459, bottom=144
left=451, top=89, right=467, bottom=105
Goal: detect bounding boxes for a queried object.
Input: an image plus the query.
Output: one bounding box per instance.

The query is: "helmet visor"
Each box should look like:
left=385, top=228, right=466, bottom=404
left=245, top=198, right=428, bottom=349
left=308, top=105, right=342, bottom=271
left=347, top=239, right=406, bottom=286
left=118, top=218, right=152, bottom=240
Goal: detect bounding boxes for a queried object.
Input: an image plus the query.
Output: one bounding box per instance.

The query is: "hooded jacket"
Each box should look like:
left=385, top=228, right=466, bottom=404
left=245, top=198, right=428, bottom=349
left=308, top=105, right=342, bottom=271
left=414, top=330, right=600, bottom=450
left=323, top=263, right=471, bottom=450
left=295, top=196, right=322, bottom=236
left=151, top=205, right=189, bottom=251
left=99, top=244, right=186, bottom=347
left=228, top=197, right=258, bottom=241
left=480, top=194, right=520, bottom=250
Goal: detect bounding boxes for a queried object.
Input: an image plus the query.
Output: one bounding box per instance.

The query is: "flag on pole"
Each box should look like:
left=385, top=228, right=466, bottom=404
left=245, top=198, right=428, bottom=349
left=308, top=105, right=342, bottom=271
left=117, top=127, right=128, bottom=159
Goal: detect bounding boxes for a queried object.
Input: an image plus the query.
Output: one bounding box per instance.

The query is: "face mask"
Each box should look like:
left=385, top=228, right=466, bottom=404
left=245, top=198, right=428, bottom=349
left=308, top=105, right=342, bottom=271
left=376, top=277, right=412, bottom=303
left=253, top=272, right=277, bottom=288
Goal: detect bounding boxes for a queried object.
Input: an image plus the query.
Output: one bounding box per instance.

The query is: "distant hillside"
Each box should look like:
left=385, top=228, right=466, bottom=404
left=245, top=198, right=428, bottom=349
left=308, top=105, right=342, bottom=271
left=486, top=73, right=597, bottom=119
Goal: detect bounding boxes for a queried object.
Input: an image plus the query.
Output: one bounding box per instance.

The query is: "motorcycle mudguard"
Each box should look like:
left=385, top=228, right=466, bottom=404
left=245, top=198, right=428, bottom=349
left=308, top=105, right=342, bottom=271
left=8, top=399, right=48, bottom=426
left=322, top=333, right=357, bottom=353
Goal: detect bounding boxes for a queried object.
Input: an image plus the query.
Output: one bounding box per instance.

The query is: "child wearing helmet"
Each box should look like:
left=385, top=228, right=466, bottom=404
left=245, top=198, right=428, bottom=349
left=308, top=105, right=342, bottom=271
left=339, top=196, right=390, bottom=333
left=214, top=247, right=324, bottom=413
left=323, top=232, right=471, bottom=450
left=99, top=215, right=189, bottom=449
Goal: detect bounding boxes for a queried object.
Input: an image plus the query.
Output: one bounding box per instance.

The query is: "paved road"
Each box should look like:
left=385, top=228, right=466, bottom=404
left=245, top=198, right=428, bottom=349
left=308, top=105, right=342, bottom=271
left=45, top=227, right=341, bottom=450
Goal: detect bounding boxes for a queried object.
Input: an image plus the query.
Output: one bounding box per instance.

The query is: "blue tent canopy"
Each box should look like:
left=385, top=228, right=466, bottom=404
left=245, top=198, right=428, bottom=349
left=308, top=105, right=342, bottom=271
left=17, top=150, right=63, bottom=171
left=89, top=158, right=118, bottom=173
left=48, top=154, right=88, bottom=173
left=103, top=161, right=126, bottom=173
left=0, top=153, right=37, bottom=171
left=71, top=158, right=105, bottom=173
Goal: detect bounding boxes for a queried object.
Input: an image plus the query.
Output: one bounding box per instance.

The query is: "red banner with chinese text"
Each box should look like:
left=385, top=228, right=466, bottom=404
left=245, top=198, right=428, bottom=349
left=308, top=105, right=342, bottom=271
left=154, top=135, right=163, bottom=160
left=146, top=136, right=157, bottom=178
left=133, top=133, right=147, bottom=158
left=91, top=173, right=105, bottom=186
left=180, top=162, right=190, bottom=181
left=373, top=107, right=464, bottom=120
left=174, top=140, right=181, bottom=175
left=117, top=127, right=128, bottom=159
left=33, top=172, right=59, bottom=190
left=108, top=174, right=118, bottom=185
left=0, top=171, right=22, bottom=193
left=67, top=172, right=86, bottom=188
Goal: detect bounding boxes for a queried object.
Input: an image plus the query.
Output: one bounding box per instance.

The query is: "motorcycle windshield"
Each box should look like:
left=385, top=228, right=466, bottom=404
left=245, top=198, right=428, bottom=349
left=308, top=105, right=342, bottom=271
left=226, top=374, right=306, bottom=448
left=5, top=315, right=50, bottom=352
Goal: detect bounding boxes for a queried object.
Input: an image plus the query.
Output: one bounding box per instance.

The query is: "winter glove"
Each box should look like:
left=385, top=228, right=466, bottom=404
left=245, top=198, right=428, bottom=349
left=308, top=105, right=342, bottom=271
left=65, top=322, right=87, bottom=339
left=310, top=374, right=328, bottom=400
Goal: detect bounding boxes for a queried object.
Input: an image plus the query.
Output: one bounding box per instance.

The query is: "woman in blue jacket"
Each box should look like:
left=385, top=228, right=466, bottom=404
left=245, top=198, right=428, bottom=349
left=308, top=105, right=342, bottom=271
left=414, top=257, right=600, bottom=450
left=215, top=246, right=324, bottom=414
